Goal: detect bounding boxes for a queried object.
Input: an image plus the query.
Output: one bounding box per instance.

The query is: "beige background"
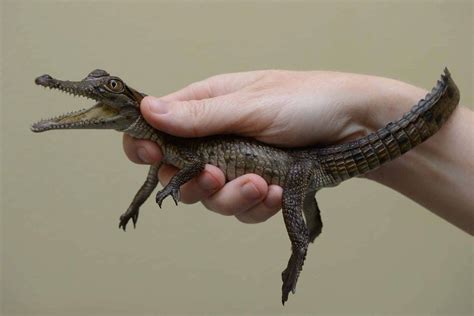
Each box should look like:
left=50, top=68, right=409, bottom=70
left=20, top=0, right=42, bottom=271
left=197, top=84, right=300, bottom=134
left=1, top=1, right=472, bottom=315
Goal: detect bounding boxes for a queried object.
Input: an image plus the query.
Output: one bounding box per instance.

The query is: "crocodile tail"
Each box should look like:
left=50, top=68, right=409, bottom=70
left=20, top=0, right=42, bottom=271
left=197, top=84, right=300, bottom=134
left=317, top=68, right=460, bottom=183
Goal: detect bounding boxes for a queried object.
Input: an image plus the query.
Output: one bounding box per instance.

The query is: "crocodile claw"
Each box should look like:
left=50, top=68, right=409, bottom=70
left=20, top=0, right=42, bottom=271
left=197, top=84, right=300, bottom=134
left=281, top=248, right=306, bottom=305
left=119, top=207, right=139, bottom=231
left=155, top=186, right=180, bottom=207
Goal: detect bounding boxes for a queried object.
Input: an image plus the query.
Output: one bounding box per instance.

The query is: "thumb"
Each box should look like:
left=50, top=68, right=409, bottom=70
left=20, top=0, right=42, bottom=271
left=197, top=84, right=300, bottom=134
left=140, top=95, right=249, bottom=138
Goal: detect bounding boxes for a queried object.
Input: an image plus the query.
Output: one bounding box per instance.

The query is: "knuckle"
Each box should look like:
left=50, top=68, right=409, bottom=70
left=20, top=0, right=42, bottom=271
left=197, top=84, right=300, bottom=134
left=235, top=214, right=256, bottom=224
left=179, top=179, right=208, bottom=205
left=235, top=211, right=268, bottom=224
left=187, top=79, right=213, bottom=99
left=181, top=99, right=208, bottom=137
left=179, top=193, right=199, bottom=205
left=186, top=99, right=205, bottom=117
left=202, top=199, right=236, bottom=216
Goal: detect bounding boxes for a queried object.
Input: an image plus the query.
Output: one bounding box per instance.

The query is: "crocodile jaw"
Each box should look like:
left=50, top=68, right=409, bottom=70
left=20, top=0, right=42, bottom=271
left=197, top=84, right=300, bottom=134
left=31, top=102, right=122, bottom=132
left=32, top=73, right=126, bottom=132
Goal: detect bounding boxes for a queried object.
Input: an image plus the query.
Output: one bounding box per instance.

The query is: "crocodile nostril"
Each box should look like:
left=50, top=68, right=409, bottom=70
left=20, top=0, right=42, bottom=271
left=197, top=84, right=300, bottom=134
left=35, top=74, right=53, bottom=85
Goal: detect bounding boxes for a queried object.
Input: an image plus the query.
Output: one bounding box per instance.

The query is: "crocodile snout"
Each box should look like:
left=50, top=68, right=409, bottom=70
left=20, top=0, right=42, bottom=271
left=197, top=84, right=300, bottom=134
left=35, top=74, right=53, bottom=86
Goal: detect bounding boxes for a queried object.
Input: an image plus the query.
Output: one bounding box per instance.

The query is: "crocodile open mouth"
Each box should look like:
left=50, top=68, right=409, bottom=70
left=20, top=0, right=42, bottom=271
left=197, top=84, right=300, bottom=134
left=31, top=103, right=121, bottom=132
left=31, top=74, right=121, bottom=132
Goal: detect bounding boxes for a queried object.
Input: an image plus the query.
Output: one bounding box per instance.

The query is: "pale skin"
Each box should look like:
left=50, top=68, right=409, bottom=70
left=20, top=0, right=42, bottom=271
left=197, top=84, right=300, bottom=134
left=123, top=70, right=474, bottom=234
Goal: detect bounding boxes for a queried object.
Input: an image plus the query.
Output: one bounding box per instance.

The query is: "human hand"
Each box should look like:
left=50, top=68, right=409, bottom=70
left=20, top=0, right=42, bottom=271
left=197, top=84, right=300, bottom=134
left=123, top=70, right=425, bottom=223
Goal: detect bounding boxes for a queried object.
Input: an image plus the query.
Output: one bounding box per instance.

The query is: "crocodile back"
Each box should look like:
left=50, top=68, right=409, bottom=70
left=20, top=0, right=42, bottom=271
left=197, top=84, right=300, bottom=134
left=198, top=136, right=291, bottom=186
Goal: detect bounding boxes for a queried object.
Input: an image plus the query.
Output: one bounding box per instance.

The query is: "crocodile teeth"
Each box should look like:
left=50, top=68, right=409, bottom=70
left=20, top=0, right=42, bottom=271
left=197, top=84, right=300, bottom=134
left=46, top=84, right=95, bottom=101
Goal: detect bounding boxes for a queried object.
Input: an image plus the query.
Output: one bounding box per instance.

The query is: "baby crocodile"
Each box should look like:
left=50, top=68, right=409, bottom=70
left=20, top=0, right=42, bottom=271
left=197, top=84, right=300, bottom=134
left=31, top=68, right=460, bottom=304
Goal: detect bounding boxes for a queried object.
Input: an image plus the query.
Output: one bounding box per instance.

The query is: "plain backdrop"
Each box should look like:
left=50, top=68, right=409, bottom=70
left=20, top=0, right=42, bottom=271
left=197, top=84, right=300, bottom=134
left=1, top=1, right=472, bottom=315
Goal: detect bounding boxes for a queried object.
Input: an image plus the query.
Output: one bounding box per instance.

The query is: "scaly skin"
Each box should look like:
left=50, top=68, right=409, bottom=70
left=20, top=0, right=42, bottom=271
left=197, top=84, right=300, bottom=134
left=32, top=68, right=460, bottom=304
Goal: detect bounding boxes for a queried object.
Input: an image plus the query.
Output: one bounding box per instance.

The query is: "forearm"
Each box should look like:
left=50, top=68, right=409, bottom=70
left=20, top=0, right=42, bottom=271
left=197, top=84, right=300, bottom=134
left=365, top=90, right=474, bottom=234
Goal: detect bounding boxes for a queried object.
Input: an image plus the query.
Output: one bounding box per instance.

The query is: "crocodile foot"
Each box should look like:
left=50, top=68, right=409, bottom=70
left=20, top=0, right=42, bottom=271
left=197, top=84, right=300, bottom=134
left=281, top=248, right=306, bottom=305
left=118, top=207, right=139, bottom=231
left=155, top=185, right=180, bottom=207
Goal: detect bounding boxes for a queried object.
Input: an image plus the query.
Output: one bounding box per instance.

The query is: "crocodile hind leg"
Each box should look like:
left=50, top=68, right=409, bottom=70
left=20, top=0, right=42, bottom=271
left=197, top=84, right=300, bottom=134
left=119, top=163, right=161, bottom=231
left=155, top=158, right=205, bottom=207
left=281, top=161, right=313, bottom=305
left=303, top=192, right=323, bottom=243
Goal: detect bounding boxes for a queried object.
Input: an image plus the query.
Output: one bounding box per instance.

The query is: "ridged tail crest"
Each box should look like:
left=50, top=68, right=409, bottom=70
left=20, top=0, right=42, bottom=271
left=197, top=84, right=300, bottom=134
left=318, top=68, right=460, bottom=183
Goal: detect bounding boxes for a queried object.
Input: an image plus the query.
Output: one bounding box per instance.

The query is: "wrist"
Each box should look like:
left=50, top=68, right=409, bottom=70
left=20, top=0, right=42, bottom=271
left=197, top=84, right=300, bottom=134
left=350, top=76, right=428, bottom=182
left=357, top=75, right=428, bottom=134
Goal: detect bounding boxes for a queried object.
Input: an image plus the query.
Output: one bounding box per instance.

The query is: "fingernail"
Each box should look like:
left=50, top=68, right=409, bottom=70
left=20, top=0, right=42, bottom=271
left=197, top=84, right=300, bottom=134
left=147, top=98, right=168, bottom=114
left=137, top=147, right=151, bottom=164
left=241, top=182, right=261, bottom=200
left=198, top=172, right=219, bottom=192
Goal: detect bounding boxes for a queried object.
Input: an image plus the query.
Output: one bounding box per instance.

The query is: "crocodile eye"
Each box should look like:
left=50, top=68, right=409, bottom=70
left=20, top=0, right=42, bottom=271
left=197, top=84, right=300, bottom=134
left=107, top=79, right=124, bottom=92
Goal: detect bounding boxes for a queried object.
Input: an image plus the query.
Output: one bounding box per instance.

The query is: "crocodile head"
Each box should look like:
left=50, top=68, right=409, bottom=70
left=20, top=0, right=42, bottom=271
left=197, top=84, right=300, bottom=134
left=32, top=69, right=144, bottom=132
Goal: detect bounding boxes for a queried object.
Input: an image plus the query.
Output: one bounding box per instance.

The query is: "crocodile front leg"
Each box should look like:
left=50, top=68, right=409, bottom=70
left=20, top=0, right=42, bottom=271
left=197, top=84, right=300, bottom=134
left=281, top=160, right=314, bottom=305
left=119, top=163, right=161, bottom=231
left=155, top=158, right=205, bottom=207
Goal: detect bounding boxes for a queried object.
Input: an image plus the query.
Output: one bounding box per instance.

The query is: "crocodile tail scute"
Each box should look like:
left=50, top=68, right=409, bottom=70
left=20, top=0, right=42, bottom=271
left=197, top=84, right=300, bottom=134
left=318, top=68, right=460, bottom=183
